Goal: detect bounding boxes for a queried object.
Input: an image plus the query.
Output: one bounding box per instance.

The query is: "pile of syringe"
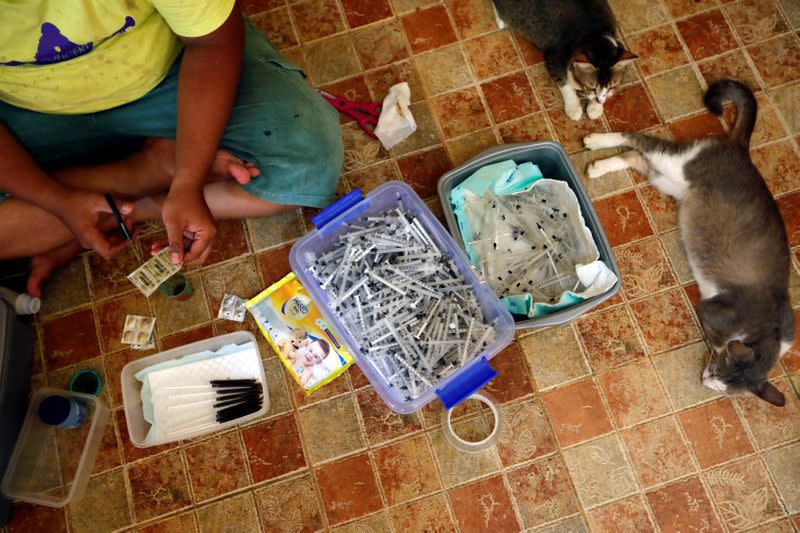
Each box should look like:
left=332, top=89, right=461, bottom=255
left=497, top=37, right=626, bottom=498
left=305, top=206, right=496, bottom=401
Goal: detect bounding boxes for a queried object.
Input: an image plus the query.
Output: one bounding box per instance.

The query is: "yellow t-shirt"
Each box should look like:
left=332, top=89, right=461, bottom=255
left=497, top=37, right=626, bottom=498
left=0, top=0, right=235, bottom=114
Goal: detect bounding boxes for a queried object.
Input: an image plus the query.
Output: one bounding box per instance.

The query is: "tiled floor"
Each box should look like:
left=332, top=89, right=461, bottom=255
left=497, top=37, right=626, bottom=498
left=5, top=0, right=800, bottom=531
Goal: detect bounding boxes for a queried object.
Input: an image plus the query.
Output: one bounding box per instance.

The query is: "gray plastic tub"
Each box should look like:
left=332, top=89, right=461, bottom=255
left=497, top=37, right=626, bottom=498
left=437, top=141, right=621, bottom=330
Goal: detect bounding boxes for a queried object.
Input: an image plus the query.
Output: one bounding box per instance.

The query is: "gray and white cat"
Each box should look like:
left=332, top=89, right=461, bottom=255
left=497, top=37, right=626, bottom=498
left=583, top=80, right=794, bottom=406
left=493, top=0, right=637, bottom=121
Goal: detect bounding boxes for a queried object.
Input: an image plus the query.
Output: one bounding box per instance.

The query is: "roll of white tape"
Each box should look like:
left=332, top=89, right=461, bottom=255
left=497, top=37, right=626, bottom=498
left=441, top=392, right=502, bottom=453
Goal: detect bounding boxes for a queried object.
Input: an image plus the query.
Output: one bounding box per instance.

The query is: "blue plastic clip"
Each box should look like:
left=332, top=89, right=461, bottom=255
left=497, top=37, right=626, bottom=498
left=435, top=357, right=497, bottom=409
left=312, top=189, right=363, bottom=230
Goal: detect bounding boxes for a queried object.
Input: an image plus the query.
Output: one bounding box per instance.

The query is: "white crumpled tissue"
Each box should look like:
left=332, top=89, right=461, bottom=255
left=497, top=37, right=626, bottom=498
left=374, top=82, right=417, bottom=150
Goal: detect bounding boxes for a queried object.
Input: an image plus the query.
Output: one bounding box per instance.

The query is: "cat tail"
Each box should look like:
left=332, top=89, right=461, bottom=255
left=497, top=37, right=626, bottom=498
left=704, top=79, right=757, bottom=149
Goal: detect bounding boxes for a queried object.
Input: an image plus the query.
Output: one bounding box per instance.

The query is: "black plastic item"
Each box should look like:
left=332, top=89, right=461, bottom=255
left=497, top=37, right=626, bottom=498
left=69, top=370, right=102, bottom=395
left=0, top=299, right=34, bottom=527
left=38, top=396, right=70, bottom=425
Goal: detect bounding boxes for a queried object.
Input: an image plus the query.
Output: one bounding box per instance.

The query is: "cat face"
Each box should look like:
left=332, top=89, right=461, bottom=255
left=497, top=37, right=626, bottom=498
left=570, top=37, right=637, bottom=104
left=698, top=296, right=786, bottom=406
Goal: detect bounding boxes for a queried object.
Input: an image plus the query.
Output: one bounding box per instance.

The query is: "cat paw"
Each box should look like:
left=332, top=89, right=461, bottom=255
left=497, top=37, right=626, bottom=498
left=586, top=162, right=606, bottom=179
left=586, top=101, right=604, bottom=120
left=583, top=133, right=606, bottom=150
left=565, top=103, right=583, bottom=121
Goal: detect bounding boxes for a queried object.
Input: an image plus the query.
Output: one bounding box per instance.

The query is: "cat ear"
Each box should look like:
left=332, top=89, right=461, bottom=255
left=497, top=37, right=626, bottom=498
left=726, top=340, right=754, bottom=362
left=613, top=49, right=638, bottom=69
left=572, top=52, right=594, bottom=67
left=754, top=381, right=786, bottom=407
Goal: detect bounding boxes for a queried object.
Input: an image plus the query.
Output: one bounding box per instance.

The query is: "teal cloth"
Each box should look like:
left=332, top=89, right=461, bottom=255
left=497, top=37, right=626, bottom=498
left=0, top=18, right=343, bottom=208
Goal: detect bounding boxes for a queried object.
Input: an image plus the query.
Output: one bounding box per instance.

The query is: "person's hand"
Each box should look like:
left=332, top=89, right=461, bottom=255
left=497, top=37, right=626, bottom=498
left=161, top=182, right=216, bottom=266
left=55, top=189, right=134, bottom=259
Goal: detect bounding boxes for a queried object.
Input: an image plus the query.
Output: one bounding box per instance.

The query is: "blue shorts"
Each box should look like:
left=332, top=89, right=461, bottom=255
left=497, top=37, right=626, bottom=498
left=0, top=18, right=344, bottom=208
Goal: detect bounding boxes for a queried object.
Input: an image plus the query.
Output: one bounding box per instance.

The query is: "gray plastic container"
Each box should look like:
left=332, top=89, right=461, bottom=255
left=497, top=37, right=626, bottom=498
left=437, top=141, right=621, bottom=329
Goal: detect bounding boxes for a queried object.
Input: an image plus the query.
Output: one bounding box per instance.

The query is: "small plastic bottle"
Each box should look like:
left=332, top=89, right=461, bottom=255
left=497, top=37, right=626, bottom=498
left=38, top=395, right=88, bottom=429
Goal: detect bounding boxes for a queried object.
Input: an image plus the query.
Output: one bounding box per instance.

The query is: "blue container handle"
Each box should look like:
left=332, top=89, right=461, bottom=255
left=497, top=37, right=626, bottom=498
left=312, top=189, right=363, bottom=230
left=435, top=357, right=497, bottom=409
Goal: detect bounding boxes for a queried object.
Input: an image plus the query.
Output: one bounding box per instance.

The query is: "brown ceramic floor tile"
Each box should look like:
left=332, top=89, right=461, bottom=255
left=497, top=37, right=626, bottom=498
left=628, top=25, right=690, bottom=76
left=737, top=377, right=800, bottom=448
left=749, top=35, right=800, bottom=89
left=598, top=359, right=671, bottom=428
left=87, top=248, right=138, bottom=302
left=321, top=75, right=371, bottom=124
left=331, top=512, right=392, bottom=532
left=204, top=220, right=250, bottom=266
left=668, top=111, right=727, bottom=142
left=255, top=242, right=292, bottom=288
left=373, top=435, right=440, bottom=505
left=652, top=341, right=721, bottom=410
left=496, top=399, right=556, bottom=466
left=355, top=386, right=424, bottom=445
left=150, top=273, right=211, bottom=336
left=752, top=140, right=800, bottom=196
left=660, top=230, right=693, bottom=284
left=648, top=66, right=706, bottom=120
left=577, top=306, right=645, bottom=372
left=304, top=34, right=361, bottom=85
left=429, top=416, right=501, bottom=486
left=115, top=409, right=177, bottom=463
left=388, top=493, right=457, bottom=532
left=397, top=147, right=452, bottom=200
left=604, top=83, right=661, bottom=132
left=392, top=101, right=443, bottom=155
left=299, top=394, right=366, bottom=462
left=704, top=457, right=785, bottom=530
left=128, top=450, right=192, bottom=521
left=607, top=0, right=670, bottom=34
left=42, top=308, right=101, bottom=371
left=57, top=396, right=121, bottom=477
left=542, top=377, right=613, bottom=446
left=529, top=63, right=563, bottom=110
left=663, top=0, right=717, bottom=16
left=196, top=492, right=260, bottom=533
left=571, top=148, right=636, bottom=200
left=251, top=8, right=298, bottom=50
left=746, top=93, right=789, bottom=146
left=646, top=476, right=723, bottom=533
left=184, top=432, right=249, bottom=502
left=725, top=0, right=790, bottom=44
left=240, top=0, right=283, bottom=15
left=67, top=468, right=131, bottom=533
left=782, top=309, right=800, bottom=373
left=365, top=60, right=424, bottom=102
left=562, top=433, right=638, bottom=508
left=630, top=288, right=701, bottom=353
left=777, top=192, right=800, bottom=247
left=392, top=0, right=439, bottom=12
left=698, top=50, right=762, bottom=90
left=506, top=455, right=579, bottom=528
left=638, top=184, right=678, bottom=233
left=445, top=128, right=499, bottom=165
left=290, top=366, right=350, bottom=408
left=498, top=112, right=553, bottom=143
left=242, top=413, right=306, bottom=482
left=763, top=442, right=800, bottom=513
left=38, top=256, right=90, bottom=317
left=447, top=0, right=497, bottom=39
left=95, top=291, right=150, bottom=354
left=433, top=88, right=492, bottom=138
left=135, top=512, right=197, bottom=533
left=253, top=473, right=324, bottom=533
left=346, top=159, right=400, bottom=193
left=401, top=5, right=458, bottom=54
left=464, top=31, right=522, bottom=80
left=620, top=416, right=695, bottom=487
left=246, top=209, right=303, bottom=252
left=771, top=82, right=800, bottom=135
left=512, top=33, right=544, bottom=66
left=518, top=325, right=590, bottom=389
left=449, top=475, right=520, bottom=532
left=677, top=9, right=737, bottom=60
left=482, top=342, right=534, bottom=402
left=617, top=237, right=677, bottom=299
left=290, top=0, right=345, bottom=43
left=5, top=503, right=67, bottom=533
left=341, top=0, right=393, bottom=28
left=481, top=71, right=538, bottom=124
left=593, top=190, right=654, bottom=247
left=586, top=495, right=655, bottom=532
left=415, top=44, right=474, bottom=96
left=678, top=398, right=754, bottom=468
left=547, top=109, right=609, bottom=153
left=351, top=20, right=408, bottom=70
left=160, top=323, right=214, bottom=352
left=316, top=453, right=383, bottom=525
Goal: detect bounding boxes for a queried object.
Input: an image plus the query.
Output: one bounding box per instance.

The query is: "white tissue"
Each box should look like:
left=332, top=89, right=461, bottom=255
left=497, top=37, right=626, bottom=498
left=374, top=82, right=417, bottom=150
left=492, top=2, right=508, bottom=29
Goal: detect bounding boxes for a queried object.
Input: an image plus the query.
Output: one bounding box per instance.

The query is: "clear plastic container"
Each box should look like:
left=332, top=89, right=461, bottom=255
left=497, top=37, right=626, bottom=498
left=121, top=331, right=269, bottom=447
left=437, top=141, right=621, bottom=329
left=289, top=181, right=515, bottom=414
left=1, top=388, right=109, bottom=507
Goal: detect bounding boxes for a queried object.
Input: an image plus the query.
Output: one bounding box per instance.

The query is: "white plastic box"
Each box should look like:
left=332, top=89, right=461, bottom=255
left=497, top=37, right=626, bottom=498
left=121, top=331, right=268, bottom=447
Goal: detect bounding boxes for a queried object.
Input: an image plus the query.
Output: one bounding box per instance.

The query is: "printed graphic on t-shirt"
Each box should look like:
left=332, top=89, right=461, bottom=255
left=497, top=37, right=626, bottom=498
left=0, top=16, right=135, bottom=66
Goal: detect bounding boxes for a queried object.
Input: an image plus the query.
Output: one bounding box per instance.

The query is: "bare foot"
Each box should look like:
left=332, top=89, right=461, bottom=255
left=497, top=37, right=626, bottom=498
left=27, top=240, right=83, bottom=297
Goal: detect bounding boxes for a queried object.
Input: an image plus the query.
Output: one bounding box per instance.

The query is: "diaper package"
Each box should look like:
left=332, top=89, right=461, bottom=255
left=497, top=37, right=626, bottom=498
left=246, top=273, right=353, bottom=393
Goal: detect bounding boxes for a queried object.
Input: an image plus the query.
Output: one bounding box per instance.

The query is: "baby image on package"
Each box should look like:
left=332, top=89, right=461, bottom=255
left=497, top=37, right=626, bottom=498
left=246, top=272, right=353, bottom=393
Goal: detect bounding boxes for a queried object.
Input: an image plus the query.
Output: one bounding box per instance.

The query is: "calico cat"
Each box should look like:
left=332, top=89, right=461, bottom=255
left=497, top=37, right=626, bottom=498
left=493, top=0, right=637, bottom=121
left=582, top=80, right=794, bottom=406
